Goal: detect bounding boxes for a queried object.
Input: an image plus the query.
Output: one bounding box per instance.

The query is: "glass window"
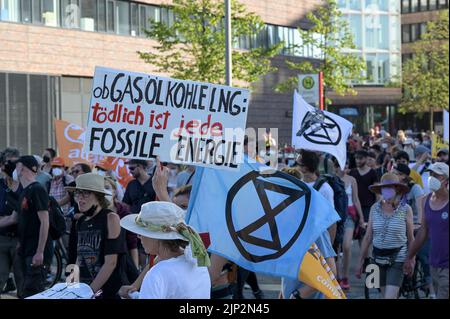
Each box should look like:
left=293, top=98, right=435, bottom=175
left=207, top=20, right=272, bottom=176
left=8, top=73, right=28, bottom=152
left=389, top=0, right=400, bottom=13
left=348, top=14, right=362, bottom=49
left=402, top=24, right=411, bottom=43
left=411, top=23, right=419, bottom=41
left=389, top=53, right=401, bottom=81
left=97, top=0, right=106, bottom=32
left=389, top=15, right=400, bottom=51
left=365, top=0, right=389, bottom=12
left=420, top=22, right=427, bottom=38
left=131, top=2, right=138, bottom=36
left=365, top=54, right=377, bottom=83
left=30, top=75, right=49, bottom=154
left=402, top=0, right=410, bottom=13
left=365, top=14, right=388, bottom=49
left=80, top=0, right=96, bottom=31
left=349, top=0, right=361, bottom=10
left=62, top=0, right=80, bottom=28
left=377, top=53, right=390, bottom=83
left=0, top=73, right=6, bottom=150
left=411, top=0, right=419, bottom=11
left=438, top=0, right=448, bottom=8
left=116, top=0, right=129, bottom=35
left=42, top=0, right=59, bottom=26
left=429, top=0, right=438, bottom=9
left=106, top=0, right=114, bottom=32
left=21, top=0, right=31, bottom=23
left=420, top=0, right=429, bottom=10
left=32, top=0, right=42, bottom=23
left=0, top=0, right=20, bottom=22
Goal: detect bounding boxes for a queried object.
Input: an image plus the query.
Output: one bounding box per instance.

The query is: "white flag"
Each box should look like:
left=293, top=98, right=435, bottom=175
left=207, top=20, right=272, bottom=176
left=444, top=110, right=449, bottom=143
left=291, top=91, right=352, bottom=170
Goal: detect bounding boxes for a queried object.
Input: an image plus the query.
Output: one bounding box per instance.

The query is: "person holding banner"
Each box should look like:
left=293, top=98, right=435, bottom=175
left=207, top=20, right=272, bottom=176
left=67, top=173, right=128, bottom=299
left=120, top=201, right=211, bottom=299
left=356, top=173, right=415, bottom=299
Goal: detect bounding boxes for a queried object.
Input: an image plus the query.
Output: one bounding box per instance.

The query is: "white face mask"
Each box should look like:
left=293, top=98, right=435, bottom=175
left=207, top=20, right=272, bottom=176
left=382, top=143, right=388, bottom=149
left=105, top=194, right=113, bottom=203
left=97, top=170, right=106, bottom=176
left=428, top=176, right=442, bottom=192
left=52, top=168, right=63, bottom=177
left=12, top=169, right=19, bottom=182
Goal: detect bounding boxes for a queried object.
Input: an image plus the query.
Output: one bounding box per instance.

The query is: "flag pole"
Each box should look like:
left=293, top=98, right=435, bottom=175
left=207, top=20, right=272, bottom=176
left=225, top=0, right=232, bottom=86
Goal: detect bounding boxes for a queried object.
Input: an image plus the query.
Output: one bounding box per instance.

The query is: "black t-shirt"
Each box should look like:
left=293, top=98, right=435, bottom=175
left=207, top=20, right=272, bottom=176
left=77, top=209, right=127, bottom=298
left=17, top=182, right=52, bottom=258
left=349, top=168, right=379, bottom=208
left=0, top=179, right=23, bottom=236
left=123, top=178, right=156, bottom=214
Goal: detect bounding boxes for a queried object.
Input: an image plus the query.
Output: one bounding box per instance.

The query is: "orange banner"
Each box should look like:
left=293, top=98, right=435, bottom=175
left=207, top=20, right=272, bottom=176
left=54, top=119, right=132, bottom=188
left=298, top=243, right=346, bottom=299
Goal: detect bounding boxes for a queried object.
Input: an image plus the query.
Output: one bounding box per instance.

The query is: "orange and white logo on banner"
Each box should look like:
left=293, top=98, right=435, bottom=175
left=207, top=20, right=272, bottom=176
left=54, top=120, right=132, bottom=188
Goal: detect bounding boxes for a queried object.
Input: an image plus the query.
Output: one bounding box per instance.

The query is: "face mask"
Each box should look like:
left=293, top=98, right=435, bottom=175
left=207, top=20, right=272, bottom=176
left=12, top=169, right=19, bottom=182
left=97, top=170, right=106, bottom=176
left=381, top=187, right=396, bottom=200
left=105, top=193, right=113, bottom=203
left=382, top=143, right=388, bottom=149
left=52, top=168, right=63, bottom=177
left=428, top=176, right=442, bottom=192
left=3, top=161, right=16, bottom=177
left=43, top=155, right=51, bottom=163
left=83, top=205, right=98, bottom=217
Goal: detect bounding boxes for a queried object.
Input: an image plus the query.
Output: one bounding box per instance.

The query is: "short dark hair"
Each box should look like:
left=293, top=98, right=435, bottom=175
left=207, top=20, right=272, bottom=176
left=370, top=144, right=382, bottom=153
left=394, top=151, right=410, bottom=162
left=2, top=147, right=20, bottom=161
left=74, top=163, right=92, bottom=174
left=367, top=151, right=377, bottom=159
left=355, top=150, right=369, bottom=158
left=126, top=159, right=148, bottom=168
left=298, top=150, right=319, bottom=173
left=45, top=148, right=57, bottom=158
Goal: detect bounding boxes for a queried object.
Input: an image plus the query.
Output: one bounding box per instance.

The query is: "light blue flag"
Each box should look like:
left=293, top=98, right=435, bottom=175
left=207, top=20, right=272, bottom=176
left=186, top=157, right=340, bottom=280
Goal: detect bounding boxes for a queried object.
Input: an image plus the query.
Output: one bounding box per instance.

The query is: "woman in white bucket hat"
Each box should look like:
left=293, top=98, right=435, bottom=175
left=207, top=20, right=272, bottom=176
left=120, top=201, right=211, bottom=299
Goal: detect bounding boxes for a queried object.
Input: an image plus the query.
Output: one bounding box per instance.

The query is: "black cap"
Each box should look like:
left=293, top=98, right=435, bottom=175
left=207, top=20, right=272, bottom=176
left=15, top=155, right=39, bottom=173
left=394, top=163, right=411, bottom=176
left=125, top=159, right=148, bottom=168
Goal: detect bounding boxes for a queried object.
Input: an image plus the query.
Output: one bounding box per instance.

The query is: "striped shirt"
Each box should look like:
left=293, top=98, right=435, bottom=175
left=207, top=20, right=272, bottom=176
left=372, top=201, right=409, bottom=262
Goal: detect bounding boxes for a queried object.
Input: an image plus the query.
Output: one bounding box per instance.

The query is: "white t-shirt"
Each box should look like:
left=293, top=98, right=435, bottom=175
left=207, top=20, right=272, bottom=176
left=305, top=180, right=335, bottom=208
left=139, top=254, right=211, bottom=299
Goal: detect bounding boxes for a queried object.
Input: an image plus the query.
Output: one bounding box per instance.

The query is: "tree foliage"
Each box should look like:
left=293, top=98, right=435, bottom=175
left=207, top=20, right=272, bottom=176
left=138, top=0, right=282, bottom=87
left=275, top=0, right=366, bottom=105
left=400, top=10, right=449, bottom=115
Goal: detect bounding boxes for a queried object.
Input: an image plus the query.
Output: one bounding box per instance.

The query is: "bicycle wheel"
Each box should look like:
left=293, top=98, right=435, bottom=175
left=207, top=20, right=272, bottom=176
left=45, top=246, right=63, bottom=289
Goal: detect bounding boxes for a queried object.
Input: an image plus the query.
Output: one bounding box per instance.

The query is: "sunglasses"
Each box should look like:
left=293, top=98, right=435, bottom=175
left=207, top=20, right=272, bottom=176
left=74, top=190, right=93, bottom=198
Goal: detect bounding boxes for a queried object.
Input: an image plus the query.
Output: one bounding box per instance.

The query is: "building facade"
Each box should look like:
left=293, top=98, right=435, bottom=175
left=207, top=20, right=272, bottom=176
left=398, top=0, right=448, bottom=132
left=0, top=0, right=325, bottom=154
left=327, top=0, right=402, bottom=135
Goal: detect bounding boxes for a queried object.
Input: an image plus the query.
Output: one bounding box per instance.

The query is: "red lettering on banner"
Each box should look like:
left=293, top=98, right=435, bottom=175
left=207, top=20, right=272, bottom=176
left=91, top=103, right=144, bottom=126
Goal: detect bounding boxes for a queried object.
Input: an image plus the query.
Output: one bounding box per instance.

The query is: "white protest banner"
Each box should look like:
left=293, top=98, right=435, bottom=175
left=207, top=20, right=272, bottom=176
left=84, top=67, right=250, bottom=170
left=26, top=283, right=94, bottom=299
left=444, top=109, right=449, bottom=143
left=291, top=90, right=352, bottom=170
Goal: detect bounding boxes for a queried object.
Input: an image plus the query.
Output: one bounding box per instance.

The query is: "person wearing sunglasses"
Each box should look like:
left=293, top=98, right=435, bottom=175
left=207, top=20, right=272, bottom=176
left=66, top=173, right=128, bottom=299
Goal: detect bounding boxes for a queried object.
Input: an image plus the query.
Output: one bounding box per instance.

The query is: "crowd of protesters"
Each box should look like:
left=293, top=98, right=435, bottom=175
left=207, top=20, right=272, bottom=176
left=0, top=127, right=448, bottom=299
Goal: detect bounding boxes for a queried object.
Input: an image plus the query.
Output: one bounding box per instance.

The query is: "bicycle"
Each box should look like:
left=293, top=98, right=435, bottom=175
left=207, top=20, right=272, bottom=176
left=398, top=256, right=428, bottom=299
left=45, top=231, right=70, bottom=289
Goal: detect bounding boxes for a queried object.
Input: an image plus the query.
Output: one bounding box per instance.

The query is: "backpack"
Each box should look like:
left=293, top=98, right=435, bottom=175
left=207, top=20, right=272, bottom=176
left=48, top=196, right=67, bottom=240
left=313, top=174, right=348, bottom=223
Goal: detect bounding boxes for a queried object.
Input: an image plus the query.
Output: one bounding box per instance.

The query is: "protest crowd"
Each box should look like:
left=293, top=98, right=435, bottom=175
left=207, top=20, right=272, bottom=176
left=0, top=125, right=448, bottom=300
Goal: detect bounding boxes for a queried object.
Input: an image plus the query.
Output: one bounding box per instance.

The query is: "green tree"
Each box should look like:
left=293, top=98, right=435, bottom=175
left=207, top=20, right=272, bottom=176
left=400, top=10, right=449, bottom=130
left=275, top=0, right=366, bottom=107
left=138, top=0, right=282, bottom=87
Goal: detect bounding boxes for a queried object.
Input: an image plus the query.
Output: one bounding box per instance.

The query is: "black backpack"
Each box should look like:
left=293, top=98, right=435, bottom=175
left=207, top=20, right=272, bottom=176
left=48, top=196, right=67, bottom=240
left=313, top=174, right=348, bottom=223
